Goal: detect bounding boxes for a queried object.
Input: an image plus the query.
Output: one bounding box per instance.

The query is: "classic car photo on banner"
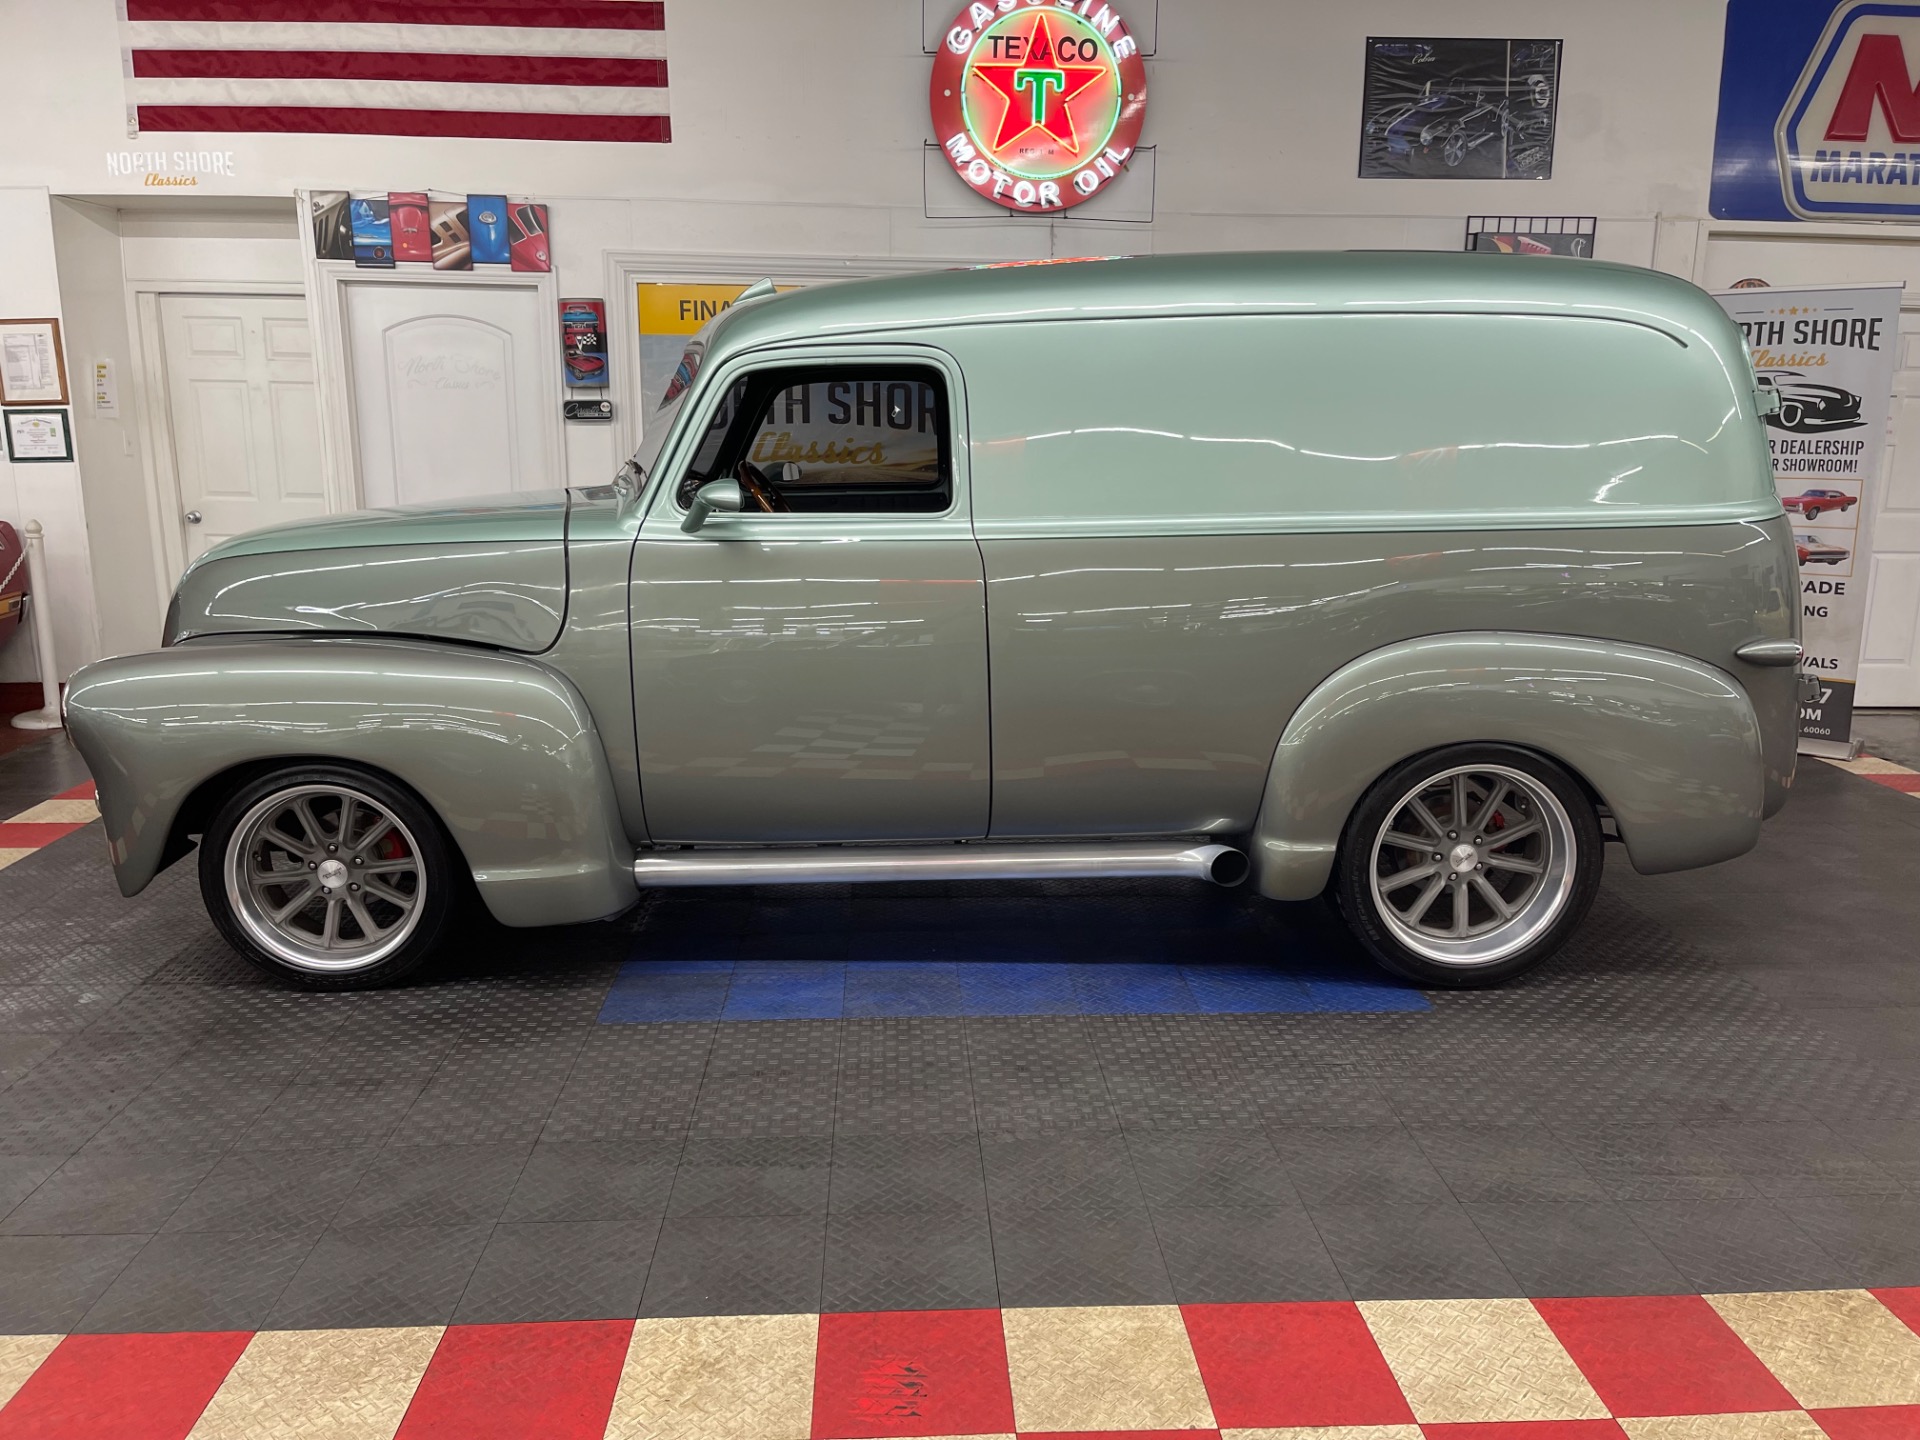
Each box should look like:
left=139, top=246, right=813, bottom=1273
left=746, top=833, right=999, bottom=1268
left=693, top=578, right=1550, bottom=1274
left=1359, top=37, right=1562, bottom=178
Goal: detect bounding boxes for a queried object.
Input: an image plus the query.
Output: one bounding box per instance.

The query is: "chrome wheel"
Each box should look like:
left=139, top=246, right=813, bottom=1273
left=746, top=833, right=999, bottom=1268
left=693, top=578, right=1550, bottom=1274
left=224, top=783, right=426, bottom=973
left=1367, top=763, right=1577, bottom=967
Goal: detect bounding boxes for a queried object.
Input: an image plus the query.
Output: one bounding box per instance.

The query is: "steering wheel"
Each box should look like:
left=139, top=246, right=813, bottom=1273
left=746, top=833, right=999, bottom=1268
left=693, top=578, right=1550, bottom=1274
left=735, top=460, right=790, bottom=514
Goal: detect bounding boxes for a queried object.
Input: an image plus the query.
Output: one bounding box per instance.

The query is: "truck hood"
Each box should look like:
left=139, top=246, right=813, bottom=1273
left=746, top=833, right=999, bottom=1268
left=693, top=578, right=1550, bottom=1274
left=170, top=491, right=575, bottom=654
left=189, top=490, right=572, bottom=568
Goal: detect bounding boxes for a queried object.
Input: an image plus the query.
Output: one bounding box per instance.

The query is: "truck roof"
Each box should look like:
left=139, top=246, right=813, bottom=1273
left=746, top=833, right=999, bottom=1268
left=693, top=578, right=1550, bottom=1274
left=706, top=250, right=1734, bottom=360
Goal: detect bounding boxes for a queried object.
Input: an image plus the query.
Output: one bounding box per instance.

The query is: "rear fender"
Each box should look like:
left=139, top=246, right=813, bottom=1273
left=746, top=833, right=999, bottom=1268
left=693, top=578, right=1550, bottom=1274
left=61, top=637, right=634, bottom=928
left=1250, top=631, right=1767, bottom=900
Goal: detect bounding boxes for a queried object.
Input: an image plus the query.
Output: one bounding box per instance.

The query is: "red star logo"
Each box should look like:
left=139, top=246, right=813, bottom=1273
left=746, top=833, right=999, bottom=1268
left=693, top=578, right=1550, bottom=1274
left=971, top=15, right=1109, bottom=155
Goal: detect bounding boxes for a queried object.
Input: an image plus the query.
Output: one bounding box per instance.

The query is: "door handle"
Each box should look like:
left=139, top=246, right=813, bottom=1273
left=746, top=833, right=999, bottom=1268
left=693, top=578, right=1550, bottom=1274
left=184, top=511, right=203, bottom=524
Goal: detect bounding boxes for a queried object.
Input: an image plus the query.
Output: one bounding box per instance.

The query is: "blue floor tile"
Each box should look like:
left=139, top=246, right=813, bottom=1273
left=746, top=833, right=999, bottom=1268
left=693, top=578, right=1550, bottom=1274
left=954, top=962, right=1081, bottom=1016
left=720, top=976, right=845, bottom=1021
left=599, top=973, right=730, bottom=1023
left=1179, top=964, right=1317, bottom=1013
left=1071, top=963, right=1197, bottom=1015
left=843, top=967, right=968, bottom=1018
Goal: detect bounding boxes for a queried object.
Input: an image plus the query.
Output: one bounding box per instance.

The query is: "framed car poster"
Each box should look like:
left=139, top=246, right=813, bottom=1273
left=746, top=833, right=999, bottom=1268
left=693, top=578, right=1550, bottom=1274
left=560, top=297, right=609, bottom=388
left=1360, top=38, right=1562, bottom=179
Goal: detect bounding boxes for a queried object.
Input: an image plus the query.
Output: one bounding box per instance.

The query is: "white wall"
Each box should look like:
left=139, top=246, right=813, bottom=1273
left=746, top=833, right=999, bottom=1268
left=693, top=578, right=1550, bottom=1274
left=0, top=188, right=101, bottom=683
left=0, top=0, right=1747, bottom=673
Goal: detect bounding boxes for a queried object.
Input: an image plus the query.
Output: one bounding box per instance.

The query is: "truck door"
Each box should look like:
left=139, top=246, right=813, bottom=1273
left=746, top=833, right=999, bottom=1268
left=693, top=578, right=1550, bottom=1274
left=630, top=351, right=990, bottom=842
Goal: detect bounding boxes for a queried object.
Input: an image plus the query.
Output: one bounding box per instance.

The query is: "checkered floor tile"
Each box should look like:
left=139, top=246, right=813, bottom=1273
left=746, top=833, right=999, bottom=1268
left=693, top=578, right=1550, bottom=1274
left=2, top=1288, right=1917, bottom=1438
left=0, top=782, right=96, bottom=872
left=602, top=893, right=1428, bottom=1022
left=1821, top=754, right=1920, bottom=797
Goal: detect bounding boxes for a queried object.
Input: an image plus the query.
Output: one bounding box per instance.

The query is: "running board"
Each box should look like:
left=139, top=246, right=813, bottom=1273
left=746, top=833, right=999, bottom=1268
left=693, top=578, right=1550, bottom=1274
left=632, top=840, right=1250, bottom=889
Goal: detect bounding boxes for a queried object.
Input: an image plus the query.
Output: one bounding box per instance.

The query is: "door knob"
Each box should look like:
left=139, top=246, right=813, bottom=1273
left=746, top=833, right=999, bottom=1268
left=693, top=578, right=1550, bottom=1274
left=184, top=511, right=202, bottom=524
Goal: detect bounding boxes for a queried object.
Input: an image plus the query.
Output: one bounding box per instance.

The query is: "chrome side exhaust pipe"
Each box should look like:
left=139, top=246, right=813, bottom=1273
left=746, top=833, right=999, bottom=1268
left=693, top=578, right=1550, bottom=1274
left=633, top=840, right=1250, bottom=889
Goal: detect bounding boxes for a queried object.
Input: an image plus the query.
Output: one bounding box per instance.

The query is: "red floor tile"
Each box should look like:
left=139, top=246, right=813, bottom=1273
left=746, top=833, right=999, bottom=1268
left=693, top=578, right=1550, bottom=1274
left=1868, top=773, right=1920, bottom=792
left=0, top=1331, right=250, bottom=1439
left=1421, top=1425, right=1627, bottom=1438
left=811, top=1309, right=1015, bottom=1439
left=1020, top=1432, right=1219, bottom=1439
left=1874, top=1288, right=1920, bottom=1337
left=1534, top=1294, right=1796, bottom=1417
left=54, top=781, right=95, bottom=801
left=1814, top=1405, right=1920, bottom=1438
left=0, top=822, right=84, bottom=848
left=1181, top=1300, right=1414, bottom=1430
left=394, top=1320, right=631, bottom=1440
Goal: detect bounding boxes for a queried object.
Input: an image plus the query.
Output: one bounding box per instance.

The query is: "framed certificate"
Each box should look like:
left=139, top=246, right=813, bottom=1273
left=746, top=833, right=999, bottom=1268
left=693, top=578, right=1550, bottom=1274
left=4, top=408, right=73, bottom=463
left=0, top=319, right=69, bottom=406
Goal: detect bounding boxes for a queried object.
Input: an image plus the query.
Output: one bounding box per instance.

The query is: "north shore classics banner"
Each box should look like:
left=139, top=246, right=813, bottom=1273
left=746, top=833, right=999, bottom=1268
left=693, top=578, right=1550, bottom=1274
left=1715, top=282, right=1902, bottom=752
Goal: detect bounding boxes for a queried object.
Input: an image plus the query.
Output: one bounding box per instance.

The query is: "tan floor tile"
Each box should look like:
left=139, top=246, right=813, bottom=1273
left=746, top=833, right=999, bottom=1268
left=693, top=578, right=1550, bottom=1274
left=608, top=1312, right=817, bottom=1440
left=1002, top=1304, right=1215, bottom=1433
left=1618, top=1413, right=1824, bottom=1439
left=1224, top=1428, right=1424, bottom=1439
left=186, top=1326, right=441, bottom=1440
left=0, top=1335, right=60, bottom=1409
left=1358, top=1297, right=1607, bottom=1424
left=1827, top=756, right=1918, bottom=775
left=0, top=847, right=37, bottom=871
left=6, top=798, right=98, bottom=824
left=1707, top=1289, right=1920, bottom=1410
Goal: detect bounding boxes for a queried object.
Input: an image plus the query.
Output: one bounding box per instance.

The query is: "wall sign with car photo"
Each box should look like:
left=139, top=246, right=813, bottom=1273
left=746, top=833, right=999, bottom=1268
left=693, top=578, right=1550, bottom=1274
left=1715, top=281, right=1902, bottom=753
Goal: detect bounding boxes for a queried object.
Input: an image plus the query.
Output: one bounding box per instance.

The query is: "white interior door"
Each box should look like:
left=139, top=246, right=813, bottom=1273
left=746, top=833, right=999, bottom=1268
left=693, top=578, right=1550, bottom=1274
left=158, top=293, right=324, bottom=564
left=342, top=278, right=558, bottom=508
left=1702, top=235, right=1920, bottom=707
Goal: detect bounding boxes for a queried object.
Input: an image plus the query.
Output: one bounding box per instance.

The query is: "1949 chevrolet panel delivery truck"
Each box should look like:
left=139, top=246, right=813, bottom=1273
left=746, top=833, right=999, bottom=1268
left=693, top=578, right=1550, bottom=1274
left=63, top=252, right=1803, bottom=990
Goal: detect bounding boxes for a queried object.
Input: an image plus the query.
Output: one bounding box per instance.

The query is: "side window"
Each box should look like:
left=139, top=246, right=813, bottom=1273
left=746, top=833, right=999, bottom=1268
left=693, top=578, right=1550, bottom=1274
left=676, top=365, right=950, bottom=515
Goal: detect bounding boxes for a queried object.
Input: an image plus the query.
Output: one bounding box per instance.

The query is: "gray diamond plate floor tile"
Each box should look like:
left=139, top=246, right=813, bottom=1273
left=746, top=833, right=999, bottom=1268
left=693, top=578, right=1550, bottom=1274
left=502, top=1139, right=683, bottom=1222
left=1461, top=1199, right=1692, bottom=1297
left=638, top=1214, right=825, bottom=1318
left=0, top=1151, right=221, bottom=1235
left=333, top=1144, right=530, bottom=1228
left=1270, top=1125, right=1454, bottom=1207
left=0, top=1233, right=148, bottom=1332
left=981, top=1131, right=1142, bottom=1211
left=822, top=1210, right=998, bottom=1312
left=988, top=1204, right=1173, bottom=1308
left=1126, top=1130, right=1298, bottom=1209
left=265, top=1224, right=492, bottom=1329
left=1773, top=1193, right=1920, bottom=1287
left=667, top=1136, right=831, bottom=1217
left=828, top=1133, right=987, bottom=1214
left=75, top=1229, right=316, bottom=1333
left=1622, top=1197, right=1860, bottom=1292
left=452, top=1219, right=658, bottom=1323
left=1310, top=1200, right=1520, bottom=1300
left=1153, top=1203, right=1348, bottom=1303
left=163, top=1147, right=376, bottom=1235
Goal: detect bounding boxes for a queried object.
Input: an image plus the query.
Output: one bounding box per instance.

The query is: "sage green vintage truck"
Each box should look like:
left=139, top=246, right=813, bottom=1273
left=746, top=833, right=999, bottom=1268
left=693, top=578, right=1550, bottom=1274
left=64, top=252, right=1802, bottom=990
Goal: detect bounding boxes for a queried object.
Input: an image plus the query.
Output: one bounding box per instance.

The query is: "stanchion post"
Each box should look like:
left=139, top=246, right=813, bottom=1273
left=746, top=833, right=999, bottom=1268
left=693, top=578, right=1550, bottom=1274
left=11, top=520, right=63, bottom=731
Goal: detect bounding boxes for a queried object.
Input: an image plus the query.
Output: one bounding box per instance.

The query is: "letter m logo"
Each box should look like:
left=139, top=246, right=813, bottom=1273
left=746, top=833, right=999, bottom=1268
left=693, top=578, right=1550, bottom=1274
left=1779, top=3, right=1920, bottom=218
left=1826, top=32, right=1920, bottom=140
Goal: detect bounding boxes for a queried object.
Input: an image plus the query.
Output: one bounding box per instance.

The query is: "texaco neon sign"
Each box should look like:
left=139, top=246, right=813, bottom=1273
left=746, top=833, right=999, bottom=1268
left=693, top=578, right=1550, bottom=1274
left=929, top=0, right=1148, bottom=213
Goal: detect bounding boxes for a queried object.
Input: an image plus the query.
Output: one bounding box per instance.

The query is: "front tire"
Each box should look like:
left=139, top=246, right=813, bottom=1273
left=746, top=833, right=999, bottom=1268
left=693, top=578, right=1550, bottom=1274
left=1333, top=745, right=1603, bottom=988
left=199, top=764, right=461, bottom=989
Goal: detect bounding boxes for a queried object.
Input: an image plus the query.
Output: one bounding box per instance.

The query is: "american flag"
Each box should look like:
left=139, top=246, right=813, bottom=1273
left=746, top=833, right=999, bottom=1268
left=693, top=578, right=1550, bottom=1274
left=120, top=0, right=669, bottom=144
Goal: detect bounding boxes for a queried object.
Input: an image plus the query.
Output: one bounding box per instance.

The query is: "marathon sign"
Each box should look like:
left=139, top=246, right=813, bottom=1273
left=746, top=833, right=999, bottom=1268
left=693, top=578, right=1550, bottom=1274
left=1713, top=1, right=1920, bottom=220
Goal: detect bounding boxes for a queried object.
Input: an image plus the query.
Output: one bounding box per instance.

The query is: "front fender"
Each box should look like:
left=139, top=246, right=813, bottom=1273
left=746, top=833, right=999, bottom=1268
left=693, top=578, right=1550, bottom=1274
left=62, top=636, right=634, bottom=928
left=1251, top=632, right=1767, bottom=901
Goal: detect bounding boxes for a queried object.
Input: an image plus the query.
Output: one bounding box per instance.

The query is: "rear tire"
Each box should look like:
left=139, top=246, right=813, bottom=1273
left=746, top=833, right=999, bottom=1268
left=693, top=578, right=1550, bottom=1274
left=198, top=764, right=461, bottom=990
left=1333, top=744, right=1602, bottom=988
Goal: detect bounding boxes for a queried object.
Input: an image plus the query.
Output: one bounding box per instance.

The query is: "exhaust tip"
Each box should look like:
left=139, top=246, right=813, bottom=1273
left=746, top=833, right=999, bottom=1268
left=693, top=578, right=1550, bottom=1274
left=1207, top=847, right=1251, bottom=888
